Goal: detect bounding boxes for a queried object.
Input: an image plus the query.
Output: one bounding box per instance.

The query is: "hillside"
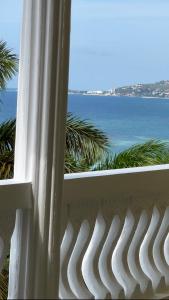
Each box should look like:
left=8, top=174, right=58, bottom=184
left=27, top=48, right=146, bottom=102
left=115, top=80, right=169, bottom=98
left=69, top=80, right=169, bottom=98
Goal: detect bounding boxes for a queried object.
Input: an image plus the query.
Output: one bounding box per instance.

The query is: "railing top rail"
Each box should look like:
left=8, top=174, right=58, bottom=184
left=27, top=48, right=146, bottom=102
left=63, top=165, right=169, bottom=211
left=64, top=164, right=169, bottom=180
left=0, top=181, right=32, bottom=210
left=0, top=179, right=30, bottom=186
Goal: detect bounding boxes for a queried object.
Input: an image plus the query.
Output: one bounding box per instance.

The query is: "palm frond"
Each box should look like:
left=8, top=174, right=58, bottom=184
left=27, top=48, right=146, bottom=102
left=65, top=153, right=88, bottom=173
left=0, top=41, right=18, bottom=89
left=92, top=153, right=114, bottom=171
left=0, top=119, right=15, bottom=154
left=0, top=269, right=8, bottom=300
left=113, top=140, right=169, bottom=168
left=0, top=119, right=15, bottom=179
left=0, top=151, right=14, bottom=179
left=93, top=140, right=169, bottom=170
left=66, top=113, right=110, bottom=165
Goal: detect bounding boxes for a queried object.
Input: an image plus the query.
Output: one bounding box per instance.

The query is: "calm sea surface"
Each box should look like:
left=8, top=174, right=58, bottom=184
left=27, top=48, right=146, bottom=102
left=68, top=94, right=169, bottom=153
left=1, top=90, right=169, bottom=153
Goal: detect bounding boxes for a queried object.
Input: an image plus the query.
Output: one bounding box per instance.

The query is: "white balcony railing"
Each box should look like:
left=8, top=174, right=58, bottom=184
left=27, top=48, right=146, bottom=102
left=0, top=180, right=31, bottom=278
left=60, top=165, right=169, bottom=299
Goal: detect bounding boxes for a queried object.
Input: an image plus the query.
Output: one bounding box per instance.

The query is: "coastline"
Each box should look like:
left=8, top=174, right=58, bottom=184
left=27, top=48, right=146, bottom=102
left=2, top=90, right=169, bottom=100
left=68, top=93, right=169, bottom=100
left=69, top=80, right=169, bottom=99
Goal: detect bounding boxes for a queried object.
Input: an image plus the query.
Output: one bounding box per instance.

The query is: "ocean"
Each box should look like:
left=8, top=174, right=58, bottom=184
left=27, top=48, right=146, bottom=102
left=1, top=90, right=169, bottom=154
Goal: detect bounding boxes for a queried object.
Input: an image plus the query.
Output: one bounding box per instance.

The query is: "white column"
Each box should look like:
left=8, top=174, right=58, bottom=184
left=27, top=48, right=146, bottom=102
left=8, top=0, right=71, bottom=299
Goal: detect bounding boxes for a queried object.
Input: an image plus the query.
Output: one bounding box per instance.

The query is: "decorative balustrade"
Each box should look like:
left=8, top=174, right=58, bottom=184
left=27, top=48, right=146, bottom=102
left=0, top=180, right=31, bottom=281
left=60, top=166, right=169, bottom=299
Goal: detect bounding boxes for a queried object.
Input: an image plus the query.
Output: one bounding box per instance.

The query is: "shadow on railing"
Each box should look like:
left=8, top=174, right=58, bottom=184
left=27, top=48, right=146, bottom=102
left=0, top=180, right=32, bottom=299
left=60, top=166, right=169, bottom=299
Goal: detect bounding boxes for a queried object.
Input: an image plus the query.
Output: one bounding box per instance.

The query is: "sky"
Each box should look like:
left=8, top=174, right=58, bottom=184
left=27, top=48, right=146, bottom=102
left=69, top=0, right=169, bottom=90
left=0, top=0, right=22, bottom=88
left=1, top=0, right=169, bottom=90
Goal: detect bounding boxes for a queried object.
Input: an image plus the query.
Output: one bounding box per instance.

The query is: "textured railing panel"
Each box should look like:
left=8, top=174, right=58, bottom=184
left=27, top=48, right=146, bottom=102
left=0, top=180, right=32, bottom=299
left=99, top=215, right=124, bottom=299
left=68, top=220, right=93, bottom=299
left=0, top=210, right=16, bottom=274
left=60, top=167, right=169, bottom=299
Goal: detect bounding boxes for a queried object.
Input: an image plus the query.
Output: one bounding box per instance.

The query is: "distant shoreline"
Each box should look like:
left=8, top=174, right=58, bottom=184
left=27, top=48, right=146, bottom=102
left=68, top=93, right=169, bottom=100
left=2, top=88, right=169, bottom=100
left=69, top=80, right=169, bottom=98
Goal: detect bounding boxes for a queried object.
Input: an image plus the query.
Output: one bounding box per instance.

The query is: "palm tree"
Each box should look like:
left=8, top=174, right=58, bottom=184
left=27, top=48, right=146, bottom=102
left=0, top=119, right=15, bottom=179
left=0, top=116, right=109, bottom=177
left=65, top=113, right=109, bottom=172
left=93, top=140, right=169, bottom=171
left=0, top=40, right=17, bottom=178
left=0, top=40, right=18, bottom=299
left=0, top=41, right=18, bottom=89
left=0, top=119, right=15, bottom=298
left=1, top=117, right=169, bottom=176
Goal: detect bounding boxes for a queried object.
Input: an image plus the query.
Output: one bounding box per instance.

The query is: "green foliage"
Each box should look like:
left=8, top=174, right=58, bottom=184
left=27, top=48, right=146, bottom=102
left=0, top=119, right=15, bottom=179
left=93, top=140, right=169, bottom=171
left=0, top=116, right=110, bottom=175
left=113, top=140, right=169, bottom=168
left=0, top=41, right=18, bottom=89
left=0, top=257, right=9, bottom=300
left=0, top=40, right=18, bottom=299
left=0, top=119, right=15, bottom=298
left=65, top=153, right=88, bottom=173
left=0, top=119, right=15, bottom=152
left=0, top=271, right=8, bottom=300
left=65, top=113, right=110, bottom=172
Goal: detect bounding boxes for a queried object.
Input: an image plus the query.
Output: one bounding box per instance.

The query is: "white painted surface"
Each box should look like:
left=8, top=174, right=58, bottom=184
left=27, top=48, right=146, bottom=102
left=8, top=0, right=71, bottom=299
left=0, top=180, right=31, bottom=210
left=64, top=163, right=169, bottom=180
left=60, top=169, right=169, bottom=299
left=0, top=180, right=31, bottom=287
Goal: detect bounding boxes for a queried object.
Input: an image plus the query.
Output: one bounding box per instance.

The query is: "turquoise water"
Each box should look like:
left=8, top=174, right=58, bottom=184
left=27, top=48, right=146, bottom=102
left=1, top=90, right=169, bottom=153
left=68, top=94, right=169, bottom=153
